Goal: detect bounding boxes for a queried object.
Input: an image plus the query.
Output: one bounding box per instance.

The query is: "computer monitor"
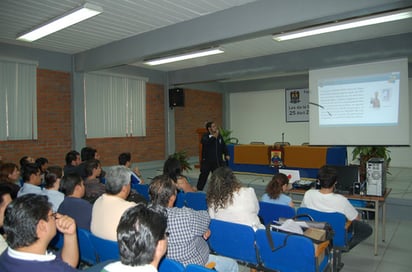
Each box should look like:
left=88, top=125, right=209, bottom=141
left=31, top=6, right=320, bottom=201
left=330, top=165, right=360, bottom=194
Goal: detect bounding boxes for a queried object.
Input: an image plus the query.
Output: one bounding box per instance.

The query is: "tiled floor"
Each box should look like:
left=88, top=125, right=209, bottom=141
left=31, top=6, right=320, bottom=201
left=140, top=166, right=412, bottom=272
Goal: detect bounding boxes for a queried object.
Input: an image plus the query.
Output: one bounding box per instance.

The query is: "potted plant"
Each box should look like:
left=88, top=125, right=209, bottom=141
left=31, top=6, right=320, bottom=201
left=352, top=146, right=391, bottom=181
left=170, top=150, right=192, bottom=171
left=219, top=127, right=239, bottom=144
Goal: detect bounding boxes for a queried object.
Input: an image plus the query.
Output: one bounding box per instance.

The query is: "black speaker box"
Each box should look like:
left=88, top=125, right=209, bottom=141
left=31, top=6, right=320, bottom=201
left=169, top=88, right=184, bottom=108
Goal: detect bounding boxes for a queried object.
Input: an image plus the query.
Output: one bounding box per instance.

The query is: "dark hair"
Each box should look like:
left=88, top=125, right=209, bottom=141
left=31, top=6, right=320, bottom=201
left=206, top=167, right=242, bottom=212
left=21, top=163, right=40, bottom=183
left=266, top=173, right=289, bottom=199
left=205, top=121, right=213, bottom=130
left=85, top=159, right=100, bottom=177
left=81, top=147, right=97, bottom=162
left=318, top=165, right=338, bottom=189
left=0, top=185, right=12, bottom=206
left=0, top=163, right=19, bottom=183
left=60, top=173, right=83, bottom=196
left=105, top=166, right=131, bottom=195
left=117, top=203, right=167, bottom=266
left=149, top=175, right=177, bottom=207
left=118, top=152, right=131, bottom=166
left=3, top=194, right=52, bottom=249
left=19, top=156, right=30, bottom=168
left=44, top=166, right=63, bottom=189
left=162, top=157, right=182, bottom=183
left=35, top=157, right=48, bottom=171
left=65, top=150, right=80, bottom=165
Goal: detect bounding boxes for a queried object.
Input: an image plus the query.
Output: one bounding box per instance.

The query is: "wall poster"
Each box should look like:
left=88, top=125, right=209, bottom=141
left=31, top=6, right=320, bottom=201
left=285, top=88, right=309, bottom=122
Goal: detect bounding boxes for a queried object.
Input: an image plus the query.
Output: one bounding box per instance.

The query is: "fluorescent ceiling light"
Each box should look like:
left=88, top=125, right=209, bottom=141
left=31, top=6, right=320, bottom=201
left=17, top=3, right=103, bottom=42
left=273, top=7, right=412, bottom=41
left=144, top=48, right=224, bottom=66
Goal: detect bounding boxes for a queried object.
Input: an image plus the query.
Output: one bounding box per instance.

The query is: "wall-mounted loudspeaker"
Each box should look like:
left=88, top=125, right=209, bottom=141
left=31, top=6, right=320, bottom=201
left=169, top=88, right=184, bottom=108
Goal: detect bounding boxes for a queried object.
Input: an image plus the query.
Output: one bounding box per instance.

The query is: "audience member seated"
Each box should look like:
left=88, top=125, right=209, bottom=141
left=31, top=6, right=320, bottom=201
left=17, top=163, right=44, bottom=197
left=261, top=173, right=294, bottom=208
left=18, top=156, right=35, bottom=186
left=91, top=166, right=136, bottom=241
left=0, top=194, right=79, bottom=271
left=118, top=152, right=144, bottom=185
left=59, top=173, right=92, bottom=231
left=84, top=159, right=105, bottom=203
left=102, top=204, right=168, bottom=272
left=44, top=166, right=65, bottom=212
left=163, top=157, right=196, bottom=193
left=149, top=175, right=238, bottom=272
left=63, top=150, right=81, bottom=176
left=206, top=167, right=263, bottom=231
left=0, top=163, right=20, bottom=199
left=0, top=186, right=12, bottom=253
left=78, top=147, right=106, bottom=182
left=301, top=165, right=373, bottom=250
left=35, top=157, right=49, bottom=183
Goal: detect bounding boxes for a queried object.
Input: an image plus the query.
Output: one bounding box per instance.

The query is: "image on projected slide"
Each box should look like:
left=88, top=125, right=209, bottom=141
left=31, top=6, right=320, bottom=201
left=317, top=72, right=400, bottom=126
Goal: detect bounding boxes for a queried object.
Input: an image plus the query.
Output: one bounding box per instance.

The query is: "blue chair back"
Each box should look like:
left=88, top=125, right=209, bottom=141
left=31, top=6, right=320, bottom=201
left=158, top=257, right=185, bottom=272
left=258, top=201, right=296, bottom=225
left=256, top=229, right=329, bottom=272
left=185, top=264, right=215, bottom=271
left=175, top=190, right=186, bottom=208
left=131, top=183, right=150, bottom=201
left=89, top=233, right=120, bottom=262
left=208, top=219, right=258, bottom=267
left=77, top=228, right=98, bottom=265
left=297, top=207, right=349, bottom=249
left=185, top=192, right=207, bottom=210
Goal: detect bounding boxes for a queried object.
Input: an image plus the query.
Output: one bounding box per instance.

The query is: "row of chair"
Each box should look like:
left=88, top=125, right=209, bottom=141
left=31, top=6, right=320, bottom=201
left=50, top=228, right=213, bottom=271
left=132, top=183, right=208, bottom=210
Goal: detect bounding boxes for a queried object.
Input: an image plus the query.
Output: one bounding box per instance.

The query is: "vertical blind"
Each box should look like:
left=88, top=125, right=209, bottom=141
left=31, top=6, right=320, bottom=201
left=0, top=59, right=37, bottom=140
left=84, top=73, right=146, bottom=138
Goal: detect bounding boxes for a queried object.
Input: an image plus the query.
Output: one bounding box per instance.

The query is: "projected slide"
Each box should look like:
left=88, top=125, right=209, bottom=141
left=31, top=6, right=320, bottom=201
left=317, top=72, right=400, bottom=126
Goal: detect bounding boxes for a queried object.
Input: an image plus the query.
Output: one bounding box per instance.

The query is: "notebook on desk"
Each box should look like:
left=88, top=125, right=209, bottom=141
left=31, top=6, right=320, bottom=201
left=279, top=169, right=301, bottom=183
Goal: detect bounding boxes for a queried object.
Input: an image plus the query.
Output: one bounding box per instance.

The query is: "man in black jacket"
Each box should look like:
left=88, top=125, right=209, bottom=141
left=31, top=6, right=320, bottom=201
left=197, top=121, right=229, bottom=190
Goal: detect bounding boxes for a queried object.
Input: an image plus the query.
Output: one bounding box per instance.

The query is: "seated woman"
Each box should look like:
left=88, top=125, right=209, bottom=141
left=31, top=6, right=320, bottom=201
left=261, top=173, right=294, bottom=208
left=0, top=163, right=21, bottom=199
left=206, top=167, right=263, bottom=231
left=163, top=157, right=196, bottom=193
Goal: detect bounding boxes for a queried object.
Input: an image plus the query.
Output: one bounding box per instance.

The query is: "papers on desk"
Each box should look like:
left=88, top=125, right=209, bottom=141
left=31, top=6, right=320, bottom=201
left=271, top=219, right=310, bottom=235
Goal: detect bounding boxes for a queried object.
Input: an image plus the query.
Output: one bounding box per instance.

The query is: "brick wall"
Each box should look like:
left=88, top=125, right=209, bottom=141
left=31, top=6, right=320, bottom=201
left=174, top=88, right=223, bottom=157
left=0, top=69, right=72, bottom=166
left=86, top=83, right=166, bottom=166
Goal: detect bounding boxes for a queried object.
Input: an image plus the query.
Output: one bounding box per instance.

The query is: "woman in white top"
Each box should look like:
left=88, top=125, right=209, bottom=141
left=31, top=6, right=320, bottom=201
left=206, top=167, right=263, bottom=231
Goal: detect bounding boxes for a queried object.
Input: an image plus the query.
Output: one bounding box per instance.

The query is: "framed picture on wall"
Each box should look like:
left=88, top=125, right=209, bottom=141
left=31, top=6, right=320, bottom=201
left=285, top=88, right=309, bottom=122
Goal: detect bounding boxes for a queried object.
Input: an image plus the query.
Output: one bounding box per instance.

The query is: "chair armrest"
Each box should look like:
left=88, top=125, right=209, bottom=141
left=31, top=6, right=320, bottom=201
left=345, top=220, right=352, bottom=230
left=315, top=241, right=329, bottom=258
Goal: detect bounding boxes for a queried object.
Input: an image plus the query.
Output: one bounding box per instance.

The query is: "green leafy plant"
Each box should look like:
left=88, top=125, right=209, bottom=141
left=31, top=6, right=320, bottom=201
left=219, top=127, right=239, bottom=144
left=352, top=146, right=391, bottom=180
left=170, top=150, right=192, bottom=171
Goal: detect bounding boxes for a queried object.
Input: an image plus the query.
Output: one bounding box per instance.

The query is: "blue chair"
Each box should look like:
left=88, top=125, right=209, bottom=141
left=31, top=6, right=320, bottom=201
left=131, top=183, right=150, bottom=201
left=77, top=228, right=98, bottom=265
left=185, top=264, right=215, bottom=271
left=297, top=207, right=351, bottom=271
left=255, top=229, right=330, bottom=272
left=175, top=190, right=185, bottom=208
left=89, top=233, right=120, bottom=262
left=258, top=201, right=296, bottom=225
left=158, top=257, right=185, bottom=272
left=185, top=192, right=207, bottom=210
left=208, top=219, right=259, bottom=269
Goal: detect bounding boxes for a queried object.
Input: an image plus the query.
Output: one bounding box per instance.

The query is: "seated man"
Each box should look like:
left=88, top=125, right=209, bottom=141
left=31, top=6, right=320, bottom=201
left=301, top=165, right=373, bottom=250
left=63, top=150, right=81, bottom=176
left=118, top=152, right=144, bottom=185
left=17, top=163, right=44, bottom=197
left=84, top=159, right=105, bottom=203
left=91, top=166, right=136, bottom=241
left=149, top=175, right=238, bottom=272
left=102, top=203, right=168, bottom=272
left=0, top=194, right=79, bottom=271
left=58, top=173, right=93, bottom=231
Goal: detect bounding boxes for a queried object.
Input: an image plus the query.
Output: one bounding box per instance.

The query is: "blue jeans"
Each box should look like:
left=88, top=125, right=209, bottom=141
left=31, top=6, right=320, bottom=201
left=208, top=254, right=238, bottom=272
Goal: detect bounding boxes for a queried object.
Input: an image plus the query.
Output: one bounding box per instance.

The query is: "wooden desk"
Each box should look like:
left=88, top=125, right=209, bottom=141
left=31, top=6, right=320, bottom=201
left=289, top=188, right=392, bottom=256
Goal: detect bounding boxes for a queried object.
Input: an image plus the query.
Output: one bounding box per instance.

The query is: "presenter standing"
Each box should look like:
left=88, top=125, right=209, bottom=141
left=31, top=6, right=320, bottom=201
left=197, top=121, right=230, bottom=191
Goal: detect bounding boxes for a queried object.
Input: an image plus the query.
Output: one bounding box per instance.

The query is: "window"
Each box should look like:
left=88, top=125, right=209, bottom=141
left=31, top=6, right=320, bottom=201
left=84, top=73, right=146, bottom=138
left=0, top=59, right=37, bottom=140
